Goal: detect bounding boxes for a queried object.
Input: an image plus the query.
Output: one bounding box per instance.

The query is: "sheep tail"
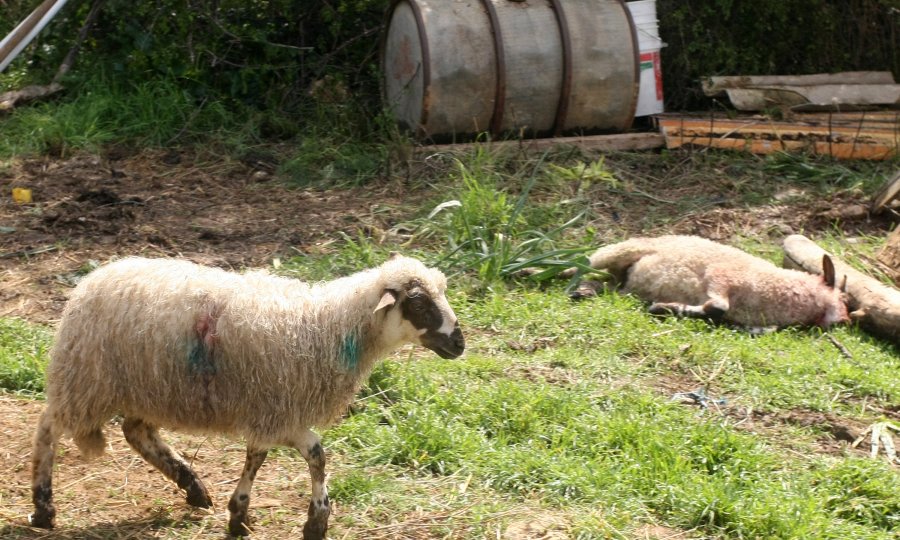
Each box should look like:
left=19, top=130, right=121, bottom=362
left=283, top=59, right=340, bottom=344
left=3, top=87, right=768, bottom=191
left=561, top=238, right=654, bottom=279
left=73, top=428, right=107, bottom=460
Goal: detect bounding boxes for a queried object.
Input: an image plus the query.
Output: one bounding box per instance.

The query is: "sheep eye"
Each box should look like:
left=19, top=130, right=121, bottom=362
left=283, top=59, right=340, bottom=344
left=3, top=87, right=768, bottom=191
left=408, top=296, right=426, bottom=312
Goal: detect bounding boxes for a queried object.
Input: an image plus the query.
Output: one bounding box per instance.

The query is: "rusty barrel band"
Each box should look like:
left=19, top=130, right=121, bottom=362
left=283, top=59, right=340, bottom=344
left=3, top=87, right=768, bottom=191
left=617, top=0, right=641, bottom=129
left=479, top=0, right=506, bottom=135
left=548, top=0, right=572, bottom=136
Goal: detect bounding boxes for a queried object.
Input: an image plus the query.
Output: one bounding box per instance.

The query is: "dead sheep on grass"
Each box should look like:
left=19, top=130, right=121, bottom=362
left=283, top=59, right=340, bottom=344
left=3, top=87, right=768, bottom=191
left=30, top=253, right=465, bottom=539
left=557, top=235, right=849, bottom=330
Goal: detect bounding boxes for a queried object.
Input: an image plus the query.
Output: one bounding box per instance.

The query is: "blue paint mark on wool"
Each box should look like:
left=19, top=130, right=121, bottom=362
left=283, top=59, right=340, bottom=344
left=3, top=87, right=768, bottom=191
left=188, top=338, right=217, bottom=376
left=341, top=332, right=361, bottom=370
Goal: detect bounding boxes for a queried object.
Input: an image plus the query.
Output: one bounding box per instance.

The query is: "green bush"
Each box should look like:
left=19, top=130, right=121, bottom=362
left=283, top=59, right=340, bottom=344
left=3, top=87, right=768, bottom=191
left=4, top=0, right=896, bottom=120
left=1, top=0, right=390, bottom=111
left=0, top=318, right=51, bottom=394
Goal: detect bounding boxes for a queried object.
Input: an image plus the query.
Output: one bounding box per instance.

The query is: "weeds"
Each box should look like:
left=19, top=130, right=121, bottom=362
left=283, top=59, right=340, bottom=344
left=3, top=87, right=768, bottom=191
left=2, top=242, right=899, bottom=538
left=418, top=150, right=596, bottom=284
left=0, top=318, right=51, bottom=394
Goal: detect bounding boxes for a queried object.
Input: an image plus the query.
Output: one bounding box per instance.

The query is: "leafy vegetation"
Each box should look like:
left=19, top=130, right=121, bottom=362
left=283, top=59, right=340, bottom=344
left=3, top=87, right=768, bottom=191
left=0, top=318, right=51, bottom=395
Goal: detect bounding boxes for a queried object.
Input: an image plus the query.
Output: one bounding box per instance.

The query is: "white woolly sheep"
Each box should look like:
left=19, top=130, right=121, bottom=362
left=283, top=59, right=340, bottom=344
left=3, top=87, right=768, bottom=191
left=558, top=235, right=849, bottom=329
left=30, top=253, right=465, bottom=539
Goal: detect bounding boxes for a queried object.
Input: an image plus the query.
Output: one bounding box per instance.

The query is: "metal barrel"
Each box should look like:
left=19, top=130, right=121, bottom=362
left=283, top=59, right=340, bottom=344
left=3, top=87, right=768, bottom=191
left=381, top=0, right=639, bottom=141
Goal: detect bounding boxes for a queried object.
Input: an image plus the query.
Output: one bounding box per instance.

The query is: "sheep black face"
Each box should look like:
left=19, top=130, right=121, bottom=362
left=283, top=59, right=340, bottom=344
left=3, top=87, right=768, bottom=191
left=378, top=279, right=464, bottom=359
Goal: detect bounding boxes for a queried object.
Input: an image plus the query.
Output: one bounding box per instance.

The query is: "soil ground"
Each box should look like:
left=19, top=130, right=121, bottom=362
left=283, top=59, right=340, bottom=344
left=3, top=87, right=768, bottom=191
left=1, top=149, right=897, bottom=539
left=0, top=150, right=417, bottom=324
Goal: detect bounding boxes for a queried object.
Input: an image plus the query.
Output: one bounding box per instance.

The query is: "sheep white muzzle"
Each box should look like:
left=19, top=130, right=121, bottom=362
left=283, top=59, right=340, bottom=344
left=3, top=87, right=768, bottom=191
left=400, top=288, right=465, bottom=359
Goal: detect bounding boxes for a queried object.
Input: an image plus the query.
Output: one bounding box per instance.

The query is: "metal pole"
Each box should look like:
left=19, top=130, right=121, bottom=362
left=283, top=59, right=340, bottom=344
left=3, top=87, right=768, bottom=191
left=0, top=0, right=72, bottom=73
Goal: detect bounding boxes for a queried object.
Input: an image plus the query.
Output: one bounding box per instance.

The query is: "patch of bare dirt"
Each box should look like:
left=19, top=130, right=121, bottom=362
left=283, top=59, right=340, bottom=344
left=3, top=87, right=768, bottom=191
left=0, top=394, right=313, bottom=539
left=1, top=151, right=413, bottom=323
left=1, top=395, right=571, bottom=539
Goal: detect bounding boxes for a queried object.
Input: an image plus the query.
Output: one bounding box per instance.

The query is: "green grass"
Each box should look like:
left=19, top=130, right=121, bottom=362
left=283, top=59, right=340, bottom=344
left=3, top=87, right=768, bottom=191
left=0, top=318, right=52, bottom=394
left=323, top=322, right=899, bottom=537
left=284, top=249, right=898, bottom=538
left=3, top=243, right=899, bottom=538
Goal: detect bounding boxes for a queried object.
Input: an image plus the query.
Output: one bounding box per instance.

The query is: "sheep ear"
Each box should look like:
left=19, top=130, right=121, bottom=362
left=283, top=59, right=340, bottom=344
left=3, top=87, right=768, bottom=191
left=822, top=255, right=836, bottom=288
left=374, top=290, right=398, bottom=313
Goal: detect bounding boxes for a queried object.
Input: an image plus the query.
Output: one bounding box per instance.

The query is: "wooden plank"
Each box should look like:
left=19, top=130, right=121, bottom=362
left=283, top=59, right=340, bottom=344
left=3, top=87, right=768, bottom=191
left=416, top=132, right=665, bottom=154
left=703, top=72, right=896, bottom=96
left=659, top=116, right=897, bottom=159
left=659, top=117, right=899, bottom=139
left=724, top=87, right=807, bottom=110
left=661, top=134, right=895, bottom=160
left=724, top=84, right=900, bottom=111
left=789, top=111, right=900, bottom=127
left=658, top=115, right=899, bottom=161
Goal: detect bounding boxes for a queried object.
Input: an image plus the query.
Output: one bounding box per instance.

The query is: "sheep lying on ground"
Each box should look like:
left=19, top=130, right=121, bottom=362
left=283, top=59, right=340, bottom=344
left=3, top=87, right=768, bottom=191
left=30, top=253, right=465, bottom=539
left=555, top=235, right=849, bottom=329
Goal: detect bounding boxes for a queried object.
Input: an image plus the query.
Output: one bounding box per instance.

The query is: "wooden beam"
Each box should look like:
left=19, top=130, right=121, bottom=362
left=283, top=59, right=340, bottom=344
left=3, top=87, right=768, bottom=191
left=416, top=132, right=665, bottom=155
left=661, top=134, right=895, bottom=160
left=723, top=85, right=900, bottom=111
left=703, top=72, right=896, bottom=96
left=657, top=115, right=898, bottom=160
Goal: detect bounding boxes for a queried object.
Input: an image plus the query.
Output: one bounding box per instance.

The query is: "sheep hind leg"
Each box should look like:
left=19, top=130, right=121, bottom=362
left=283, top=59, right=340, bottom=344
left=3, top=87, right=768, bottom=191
left=121, top=417, right=212, bottom=508
left=227, top=447, right=269, bottom=536
left=30, top=409, right=60, bottom=528
left=294, top=429, right=330, bottom=540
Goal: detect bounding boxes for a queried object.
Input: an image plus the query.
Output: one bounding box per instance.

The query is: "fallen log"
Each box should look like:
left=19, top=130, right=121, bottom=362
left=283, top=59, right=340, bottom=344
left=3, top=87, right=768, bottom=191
left=782, top=234, right=900, bottom=346
left=0, top=83, right=62, bottom=111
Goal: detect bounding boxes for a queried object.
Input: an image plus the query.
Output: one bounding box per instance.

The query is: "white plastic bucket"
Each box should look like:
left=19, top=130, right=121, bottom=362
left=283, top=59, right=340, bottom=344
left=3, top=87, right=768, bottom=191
left=627, top=0, right=664, bottom=117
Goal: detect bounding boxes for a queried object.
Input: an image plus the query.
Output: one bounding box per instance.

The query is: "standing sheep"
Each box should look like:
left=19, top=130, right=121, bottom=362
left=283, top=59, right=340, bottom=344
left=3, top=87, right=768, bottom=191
left=30, top=253, right=465, bottom=539
left=555, top=235, right=849, bottom=329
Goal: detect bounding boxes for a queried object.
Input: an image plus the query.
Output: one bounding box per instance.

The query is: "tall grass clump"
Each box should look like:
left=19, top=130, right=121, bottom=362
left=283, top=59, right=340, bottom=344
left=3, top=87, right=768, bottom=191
left=424, top=149, right=595, bottom=283
left=0, top=318, right=51, bottom=394
left=0, top=76, right=239, bottom=157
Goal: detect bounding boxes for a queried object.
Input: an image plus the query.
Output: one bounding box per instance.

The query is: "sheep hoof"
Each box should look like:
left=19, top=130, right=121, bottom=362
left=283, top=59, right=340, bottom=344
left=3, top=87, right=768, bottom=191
left=29, top=510, right=55, bottom=529
left=648, top=302, right=676, bottom=316
left=569, top=282, right=600, bottom=301
left=228, top=516, right=251, bottom=537
left=186, top=483, right=213, bottom=508
left=302, top=519, right=328, bottom=540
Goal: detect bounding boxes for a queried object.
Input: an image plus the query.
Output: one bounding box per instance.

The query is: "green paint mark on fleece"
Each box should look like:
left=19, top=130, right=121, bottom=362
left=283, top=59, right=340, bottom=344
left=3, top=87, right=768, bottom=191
left=188, top=339, right=217, bottom=376
left=341, top=332, right=361, bottom=370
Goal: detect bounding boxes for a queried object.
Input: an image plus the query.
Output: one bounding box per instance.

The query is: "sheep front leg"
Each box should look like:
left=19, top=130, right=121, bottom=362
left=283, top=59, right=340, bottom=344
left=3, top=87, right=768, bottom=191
left=227, top=447, right=269, bottom=536
left=648, top=297, right=728, bottom=322
left=294, top=430, right=330, bottom=540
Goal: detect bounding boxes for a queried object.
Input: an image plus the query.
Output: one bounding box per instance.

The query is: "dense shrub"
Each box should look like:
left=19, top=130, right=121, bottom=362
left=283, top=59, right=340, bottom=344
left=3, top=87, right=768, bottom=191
left=1, top=0, right=390, bottom=112
left=2, top=0, right=897, bottom=117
